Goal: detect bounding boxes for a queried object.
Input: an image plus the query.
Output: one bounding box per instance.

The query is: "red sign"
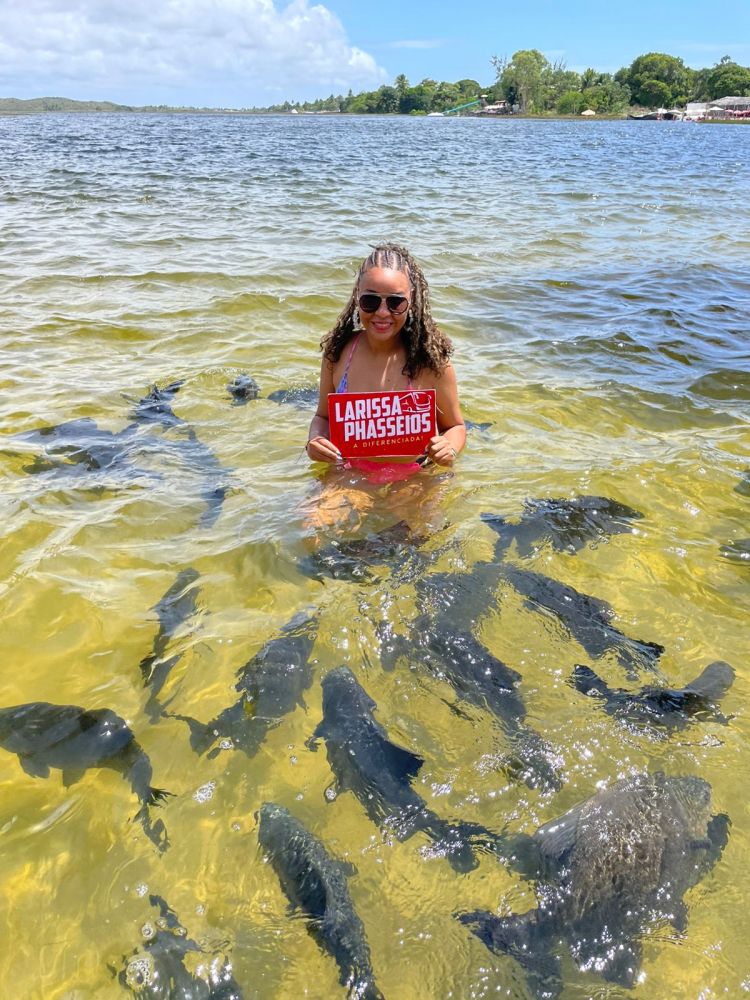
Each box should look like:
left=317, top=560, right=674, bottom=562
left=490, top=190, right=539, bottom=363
left=328, top=389, right=436, bottom=458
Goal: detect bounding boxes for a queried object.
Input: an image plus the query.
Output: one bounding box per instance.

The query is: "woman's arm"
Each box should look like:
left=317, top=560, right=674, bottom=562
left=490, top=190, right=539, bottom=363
left=306, top=359, right=342, bottom=463
left=425, top=364, right=466, bottom=467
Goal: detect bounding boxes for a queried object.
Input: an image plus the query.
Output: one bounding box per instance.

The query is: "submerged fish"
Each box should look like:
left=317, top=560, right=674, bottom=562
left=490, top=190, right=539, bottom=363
left=378, top=563, right=563, bottom=791
left=139, top=568, right=201, bottom=721
left=173, top=612, right=317, bottom=758
left=118, top=894, right=242, bottom=999
left=720, top=537, right=750, bottom=565
left=15, top=417, right=148, bottom=480
left=299, top=521, right=429, bottom=583
left=734, top=469, right=750, bottom=497
left=308, top=668, right=494, bottom=872
left=572, top=660, right=735, bottom=731
left=226, top=373, right=261, bottom=405
left=0, top=702, right=173, bottom=851
left=499, top=564, right=664, bottom=679
left=266, top=385, right=318, bottom=409
left=459, top=772, right=729, bottom=998
left=257, top=802, right=383, bottom=1000
left=482, top=495, right=643, bottom=558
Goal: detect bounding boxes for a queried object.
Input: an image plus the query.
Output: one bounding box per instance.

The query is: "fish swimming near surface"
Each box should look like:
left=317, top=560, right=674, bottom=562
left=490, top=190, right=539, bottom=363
left=378, top=561, right=563, bottom=792
left=498, top=564, right=664, bottom=679
left=257, top=802, right=383, bottom=1000
left=572, top=660, right=735, bottom=731
left=0, top=702, right=173, bottom=851
left=226, top=373, right=261, bottom=405
left=308, top=668, right=496, bottom=872
left=118, top=894, right=242, bottom=999
left=139, top=568, right=202, bottom=721
left=172, top=612, right=317, bottom=759
left=481, top=495, right=643, bottom=559
left=266, top=385, right=318, bottom=409
left=128, top=380, right=186, bottom=427
left=463, top=419, right=493, bottom=433
left=12, top=381, right=231, bottom=526
left=458, top=772, right=729, bottom=998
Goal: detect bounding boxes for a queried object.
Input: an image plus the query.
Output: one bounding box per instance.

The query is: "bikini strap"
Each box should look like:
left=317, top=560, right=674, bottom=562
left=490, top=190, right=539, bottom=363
left=336, top=333, right=361, bottom=393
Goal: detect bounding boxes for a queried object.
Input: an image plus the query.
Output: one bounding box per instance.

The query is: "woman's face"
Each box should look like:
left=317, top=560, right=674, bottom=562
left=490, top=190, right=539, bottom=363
left=356, top=266, right=411, bottom=344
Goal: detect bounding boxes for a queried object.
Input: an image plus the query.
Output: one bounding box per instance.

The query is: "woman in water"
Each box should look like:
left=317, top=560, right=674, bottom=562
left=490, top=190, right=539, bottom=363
left=306, top=243, right=465, bottom=478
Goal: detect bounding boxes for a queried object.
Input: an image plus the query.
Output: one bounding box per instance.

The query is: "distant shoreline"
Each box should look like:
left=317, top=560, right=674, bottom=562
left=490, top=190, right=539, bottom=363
left=2, top=98, right=747, bottom=123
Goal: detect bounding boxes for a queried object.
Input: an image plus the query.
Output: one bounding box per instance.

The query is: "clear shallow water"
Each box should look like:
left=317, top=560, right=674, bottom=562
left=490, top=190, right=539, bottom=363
left=0, top=113, right=748, bottom=999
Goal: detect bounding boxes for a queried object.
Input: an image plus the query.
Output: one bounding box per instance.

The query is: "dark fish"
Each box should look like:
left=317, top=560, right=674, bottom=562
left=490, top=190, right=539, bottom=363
left=482, top=495, right=643, bottom=558
left=118, top=894, right=242, bottom=998
left=15, top=418, right=146, bottom=479
left=139, top=569, right=201, bottom=721
left=720, top=538, right=750, bottom=565
left=464, top=419, right=492, bottom=433
left=266, top=385, right=318, bottom=409
left=299, top=521, right=429, bottom=583
left=308, top=668, right=494, bottom=872
left=0, top=702, right=173, bottom=851
left=735, top=469, right=750, bottom=497
left=172, top=612, right=317, bottom=759
left=459, top=772, right=729, bottom=998
left=226, top=373, right=260, bottom=405
left=257, top=802, right=383, bottom=1000
left=129, top=380, right=185, bottom=427
left=377, top=564, right=563, bottom=791
left=499, top=564, right=664, bottom=679
left=572, top=660, right=735, bottom=730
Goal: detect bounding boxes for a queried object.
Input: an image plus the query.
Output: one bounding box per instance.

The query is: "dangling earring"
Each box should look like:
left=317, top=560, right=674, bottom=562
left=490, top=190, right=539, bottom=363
left=404, top=310, right=413, bottom=332
left=352, top=307, right=362, bottom=330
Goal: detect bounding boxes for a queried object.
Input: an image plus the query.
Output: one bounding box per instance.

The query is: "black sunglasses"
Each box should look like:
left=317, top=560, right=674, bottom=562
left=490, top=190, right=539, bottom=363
left=358, top=293, right=409, bottom=315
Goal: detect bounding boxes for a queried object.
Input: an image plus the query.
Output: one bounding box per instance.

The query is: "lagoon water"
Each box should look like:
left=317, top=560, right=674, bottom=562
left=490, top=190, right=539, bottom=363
left=0, top=113, right=749, bottom=998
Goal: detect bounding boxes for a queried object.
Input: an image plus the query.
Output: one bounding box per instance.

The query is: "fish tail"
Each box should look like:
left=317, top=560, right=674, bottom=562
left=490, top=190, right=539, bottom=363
left=146, top=785, right=174, bottom=807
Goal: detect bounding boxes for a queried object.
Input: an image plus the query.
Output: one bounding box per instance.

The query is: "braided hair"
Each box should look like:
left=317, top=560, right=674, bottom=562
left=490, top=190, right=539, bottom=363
left=321, top=244, right=453, bottom=380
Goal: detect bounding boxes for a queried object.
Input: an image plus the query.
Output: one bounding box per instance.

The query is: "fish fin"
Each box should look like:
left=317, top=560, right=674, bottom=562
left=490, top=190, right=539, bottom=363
left=339, top=858, right=357, bottom=877
left=571, top=664, right=610, bottom=698
left=19, top=755, right=50, bottom=779
left=323, top=780, right=340, bottom=803
left=62, top=768, right=85, bottom=787
left=669, top=899, right=689, bottom=934
left=457, top=910, right=561, bottom=998
left=503, top=727, right=564, bottom=793
left=376, top=734, right=423, bottom=781
left=706, top=812, right=731, bottom=863
left=146, top=786, right=174, bottom=808
left=685, top=661, right=735, bottom=702
left=533, top=807, right=583, bottom=865
left=601, top=938, right=643, bottom=988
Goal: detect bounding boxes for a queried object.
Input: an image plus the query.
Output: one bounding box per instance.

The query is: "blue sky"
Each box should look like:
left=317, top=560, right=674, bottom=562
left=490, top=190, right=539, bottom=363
left=1, top=0, right=748, bottom=107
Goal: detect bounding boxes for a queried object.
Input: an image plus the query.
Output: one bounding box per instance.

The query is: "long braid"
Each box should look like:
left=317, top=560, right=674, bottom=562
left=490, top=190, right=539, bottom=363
left=321, top=244, right=453, bottom=379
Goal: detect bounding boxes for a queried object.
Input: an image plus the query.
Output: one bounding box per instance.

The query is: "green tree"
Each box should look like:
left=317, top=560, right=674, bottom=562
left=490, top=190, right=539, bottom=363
left=639, top=78, right=672, bottom=108
left=373, top=85, right=399, bottom=114
left=705, top=58, right=750, bottom=98
left=557, top=90, right=586, bottom=114
left=618, top=52, right=693, bottom=107
left=394, top=74, right=409, bottom=98
left=495, top=49, right=550, bottom=112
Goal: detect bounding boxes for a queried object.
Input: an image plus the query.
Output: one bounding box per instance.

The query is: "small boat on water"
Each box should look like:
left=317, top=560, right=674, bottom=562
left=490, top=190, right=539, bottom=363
left=628, top=108, right=684, bottom=121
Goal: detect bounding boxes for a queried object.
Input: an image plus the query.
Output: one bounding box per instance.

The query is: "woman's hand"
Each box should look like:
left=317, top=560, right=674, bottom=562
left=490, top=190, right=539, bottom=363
left=306, top=435, right=342, bottom=464
left=423, top=434, right=458, bottom=467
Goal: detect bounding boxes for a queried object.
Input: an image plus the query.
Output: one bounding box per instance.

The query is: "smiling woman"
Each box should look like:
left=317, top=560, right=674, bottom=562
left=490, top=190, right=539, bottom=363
left=306, top=243, right=466, bottom=477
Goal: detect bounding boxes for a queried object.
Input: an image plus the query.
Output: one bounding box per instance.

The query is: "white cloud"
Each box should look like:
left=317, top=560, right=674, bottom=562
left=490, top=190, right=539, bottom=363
left=0, top=0, right=388, bottom=105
